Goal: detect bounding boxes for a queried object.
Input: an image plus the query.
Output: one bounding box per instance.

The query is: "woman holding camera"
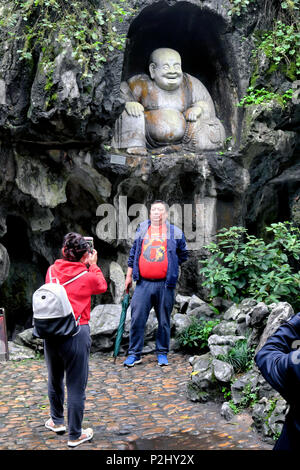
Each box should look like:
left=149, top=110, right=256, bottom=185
left=43, top=232, right=107, bottom=447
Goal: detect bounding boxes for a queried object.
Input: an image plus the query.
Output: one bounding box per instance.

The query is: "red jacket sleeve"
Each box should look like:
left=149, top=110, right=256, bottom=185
left=87, top=264, right=107, bottom=294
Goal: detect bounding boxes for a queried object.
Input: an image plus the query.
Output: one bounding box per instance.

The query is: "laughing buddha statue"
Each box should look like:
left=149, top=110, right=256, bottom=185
left=112, top=48, right=226, bottom=155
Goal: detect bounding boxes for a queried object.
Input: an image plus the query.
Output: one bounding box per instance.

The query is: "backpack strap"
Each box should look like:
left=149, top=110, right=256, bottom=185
left=62, top=270, right=88, bottom=286
left=49, top=266, right=60, bottom=284
left=49, top=267, right=88, bottom=286
left=63, top=272, right=88, bottom=325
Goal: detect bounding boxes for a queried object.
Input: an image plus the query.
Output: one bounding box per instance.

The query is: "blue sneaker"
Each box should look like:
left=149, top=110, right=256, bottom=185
left=157, top=354, right=168, bottom=366
left=123, top=355, right=142, bottom=367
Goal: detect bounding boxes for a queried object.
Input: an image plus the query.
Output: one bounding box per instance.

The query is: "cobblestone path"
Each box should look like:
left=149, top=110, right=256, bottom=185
left=0, top=352, right=272, bottom=451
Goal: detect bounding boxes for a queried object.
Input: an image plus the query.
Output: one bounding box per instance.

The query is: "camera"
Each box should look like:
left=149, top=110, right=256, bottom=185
left=84, top=237, right=94, bottom=253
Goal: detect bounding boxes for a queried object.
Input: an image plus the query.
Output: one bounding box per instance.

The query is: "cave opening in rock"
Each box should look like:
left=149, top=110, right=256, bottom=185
left=0, top=216, right=48, bottom=339
left=121, top=0, right=236, bottom=136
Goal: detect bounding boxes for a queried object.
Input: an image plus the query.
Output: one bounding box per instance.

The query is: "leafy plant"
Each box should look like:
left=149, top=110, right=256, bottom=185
left=0, top=0, right=134, bottom=79
left=239, top=383, right=260, bottom=409
left=218, top=339, right=255, bottom=373
left=176, top=317, right=220, bottom=353
left=222, top=382, right=259, bottom=414
left=254, top=20, right=300, bottom=80
left=235, top=0, right=299, bottom=105
left=199, top=222, right=300, bottom=309
left=228, top=0, right=257, bottom=17
left=237, top=86, right=293, bottom=107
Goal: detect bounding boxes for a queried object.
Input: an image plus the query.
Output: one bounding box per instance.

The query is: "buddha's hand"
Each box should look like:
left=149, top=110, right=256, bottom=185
left=185, top=106, right=202, bottom=122
left=125, top=101, right=145, bottom=117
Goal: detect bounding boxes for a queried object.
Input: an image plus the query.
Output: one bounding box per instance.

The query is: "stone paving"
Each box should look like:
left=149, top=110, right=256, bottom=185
left=0, top=352, right=272, bottom=451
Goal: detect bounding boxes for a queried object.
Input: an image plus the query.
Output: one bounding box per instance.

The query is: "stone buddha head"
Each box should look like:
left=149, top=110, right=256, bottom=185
left=149, top=48, right=183, bottom=91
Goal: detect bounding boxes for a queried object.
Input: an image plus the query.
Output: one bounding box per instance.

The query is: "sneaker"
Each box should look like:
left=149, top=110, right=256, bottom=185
left=157, top=354, right=168, bottom=366
left=68, top=428, right=94, bottom=447
left=45, top=418, right=66, bottom=433
left=123, top=355, right=142, bottom=367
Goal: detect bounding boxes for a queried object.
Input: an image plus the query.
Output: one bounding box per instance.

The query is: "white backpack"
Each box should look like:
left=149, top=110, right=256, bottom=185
left=32, top=267, right=88, bottom=339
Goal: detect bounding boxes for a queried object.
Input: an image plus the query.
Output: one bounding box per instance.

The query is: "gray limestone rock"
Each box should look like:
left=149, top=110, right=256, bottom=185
left=212, top=358, right=234, bottom=383
left=175, top=294, right=191, bottom=314
left=14, top=328, right=43, bottom=352
left=208, top=334, right=246, bottom=348
left=245, top=302, right=269, bottom=327
left=212, top=320, right=237, bottom=336
left=90, top=304, right=126, bottom=351
left=189, top=353, right=214, bottom=390
left=0, top=243, right=9, bottom=286
left=15, top=153, right=68, bottom=208
left=109, top=261, right=125, bottom=304
left=223, top=299, right=258, bottom=322
left=221, top=402, right=236, bottom=421
left=256, top=302, right=294, bottom=353
left=8, top=341, right=36, bottom=361
left=230, top=369, right=260, bottom=405
left=252, top=396, right=288, bottom=441
left=173, top=313, right=193, bottom=334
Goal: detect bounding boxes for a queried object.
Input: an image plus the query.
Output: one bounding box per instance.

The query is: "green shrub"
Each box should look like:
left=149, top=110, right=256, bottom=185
left=176, top=317, right=220, bottom=353
left=199, top=222, right=300, bottom=309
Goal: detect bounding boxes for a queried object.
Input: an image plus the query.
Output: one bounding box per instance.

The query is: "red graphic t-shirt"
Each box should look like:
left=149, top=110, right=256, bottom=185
left=139, top=224, right=168, bottom=279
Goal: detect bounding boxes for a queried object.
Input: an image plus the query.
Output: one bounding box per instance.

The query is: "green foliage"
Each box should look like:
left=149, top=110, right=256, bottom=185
left=217, top=339, right=255, bottom=373
left=0, top=0, right=134, bottom=78
left=254, top=20, right=300, bottom=80
left=222, top=382, right=259, bottom=414
left=237, top=86, right=293, bottom=107
left=199, top=222, right=300, bottom=309
left=228, top=0, right=257, bottom=17
left=235, top=0, right=299, bottom=106
left=239, top=383, right=260, bottom=409
left=176, top=317, right=220, bottom=353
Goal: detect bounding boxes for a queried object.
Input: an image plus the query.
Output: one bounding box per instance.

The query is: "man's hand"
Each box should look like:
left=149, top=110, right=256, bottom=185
left=185, top=106, right=202, bottom=122
left=125, top=101, right=144, bottom=117
left=125, top=267, right=133, bottom=292
left=125, top=276, right=132, bottom=293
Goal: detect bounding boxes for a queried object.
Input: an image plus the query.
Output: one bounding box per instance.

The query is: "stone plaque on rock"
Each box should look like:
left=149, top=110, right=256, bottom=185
left=110, top=154, right=127, bottom=166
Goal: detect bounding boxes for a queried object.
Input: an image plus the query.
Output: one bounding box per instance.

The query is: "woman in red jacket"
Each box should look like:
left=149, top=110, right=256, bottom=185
left=43, top=232, right=107, bottom=447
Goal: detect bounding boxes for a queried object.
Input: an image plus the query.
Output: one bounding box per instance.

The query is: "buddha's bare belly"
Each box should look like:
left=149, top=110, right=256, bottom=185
left=145, top=109, right=186, bottom=144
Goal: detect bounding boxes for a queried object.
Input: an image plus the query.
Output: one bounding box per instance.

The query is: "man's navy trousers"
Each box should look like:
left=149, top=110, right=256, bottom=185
left=128, top=278, right=175, bottom=358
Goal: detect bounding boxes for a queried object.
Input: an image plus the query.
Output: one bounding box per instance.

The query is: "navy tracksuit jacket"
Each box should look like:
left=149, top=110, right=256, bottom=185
left=255, top=312, right=300, bottom=450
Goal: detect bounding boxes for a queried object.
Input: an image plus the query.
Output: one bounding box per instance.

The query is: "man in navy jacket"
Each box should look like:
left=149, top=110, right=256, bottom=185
left=124, top=200, right=188, bottom=367
left=255, top=312, right=300, bottom=450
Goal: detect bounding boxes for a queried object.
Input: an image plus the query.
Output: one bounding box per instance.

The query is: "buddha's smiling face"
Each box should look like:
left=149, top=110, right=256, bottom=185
left=149, top=48, right=183, bottom=91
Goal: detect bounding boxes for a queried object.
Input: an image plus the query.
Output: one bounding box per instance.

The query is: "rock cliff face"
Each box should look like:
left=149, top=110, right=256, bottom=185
left=0, top=0, right=299, bottom=337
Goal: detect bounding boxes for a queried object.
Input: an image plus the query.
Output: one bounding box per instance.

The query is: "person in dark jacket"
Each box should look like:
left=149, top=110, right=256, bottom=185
left=255, top=312, right=300, bottom=450
left=43, top=232, right=107, bottom=447
left=124, top=200, right=188, bottom=367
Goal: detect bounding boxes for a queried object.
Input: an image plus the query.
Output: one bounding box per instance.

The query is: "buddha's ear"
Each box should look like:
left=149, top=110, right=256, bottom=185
left=149, top=63, right=156, bottom=79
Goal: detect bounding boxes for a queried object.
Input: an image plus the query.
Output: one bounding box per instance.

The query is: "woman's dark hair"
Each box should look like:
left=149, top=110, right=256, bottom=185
left=62, top=232, right=90, bottom=262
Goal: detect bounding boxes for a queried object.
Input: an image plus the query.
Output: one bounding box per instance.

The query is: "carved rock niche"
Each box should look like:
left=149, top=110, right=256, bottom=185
left=112, top=0, right=239, bottom=155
